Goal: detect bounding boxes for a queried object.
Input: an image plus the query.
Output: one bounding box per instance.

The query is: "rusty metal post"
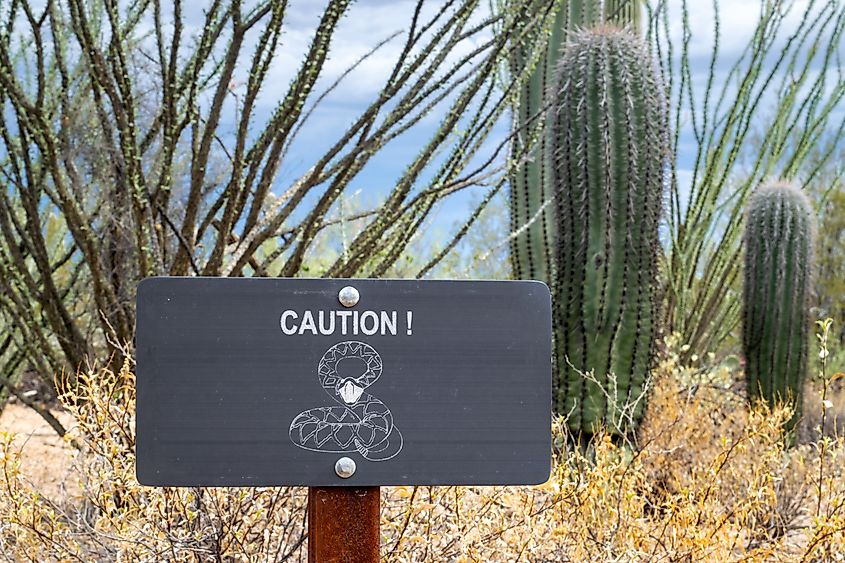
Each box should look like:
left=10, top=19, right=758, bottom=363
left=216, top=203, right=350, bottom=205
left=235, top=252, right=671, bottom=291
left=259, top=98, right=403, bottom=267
left=308, top=486, right=380, bottom=562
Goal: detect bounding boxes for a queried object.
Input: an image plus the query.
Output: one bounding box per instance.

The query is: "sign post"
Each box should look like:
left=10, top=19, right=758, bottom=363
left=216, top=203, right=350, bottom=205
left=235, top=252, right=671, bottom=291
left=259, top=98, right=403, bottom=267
left=136, top=278, right=551, bottom=560
left=308, top=486, right=379, bottom=562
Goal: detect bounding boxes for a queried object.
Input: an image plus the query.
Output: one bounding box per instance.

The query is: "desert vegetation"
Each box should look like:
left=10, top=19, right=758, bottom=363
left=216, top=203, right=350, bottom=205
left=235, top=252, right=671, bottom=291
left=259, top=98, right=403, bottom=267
left=0, top=0, right=844, bottom=560
left=2, top=334, right=845, bottom=560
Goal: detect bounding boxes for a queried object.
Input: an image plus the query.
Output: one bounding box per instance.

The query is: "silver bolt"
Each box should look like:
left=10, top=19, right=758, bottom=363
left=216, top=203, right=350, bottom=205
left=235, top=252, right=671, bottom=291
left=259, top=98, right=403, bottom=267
left=338, top=286, right=359, bottom=308
left=335, top=456, right=356, bottom=478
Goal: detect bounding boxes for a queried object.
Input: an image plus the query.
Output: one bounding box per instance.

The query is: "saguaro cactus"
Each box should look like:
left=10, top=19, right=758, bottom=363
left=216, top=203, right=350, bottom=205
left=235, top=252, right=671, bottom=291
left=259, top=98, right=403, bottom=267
left=743, top=181, right=815, bottom=429
left=510, top=0, right=642, bottom=283
left=550, top=27, right=667, bottom=437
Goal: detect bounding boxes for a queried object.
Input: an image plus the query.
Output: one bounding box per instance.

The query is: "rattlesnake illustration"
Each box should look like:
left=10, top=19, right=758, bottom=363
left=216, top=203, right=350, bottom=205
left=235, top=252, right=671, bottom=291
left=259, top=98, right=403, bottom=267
left=289, top=341, right=403, bottom=461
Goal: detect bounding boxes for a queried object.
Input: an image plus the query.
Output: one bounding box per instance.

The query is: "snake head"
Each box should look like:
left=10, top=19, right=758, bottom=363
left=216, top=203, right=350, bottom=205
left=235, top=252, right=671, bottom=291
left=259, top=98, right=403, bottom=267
left=337, top=379, right=364, bottom=404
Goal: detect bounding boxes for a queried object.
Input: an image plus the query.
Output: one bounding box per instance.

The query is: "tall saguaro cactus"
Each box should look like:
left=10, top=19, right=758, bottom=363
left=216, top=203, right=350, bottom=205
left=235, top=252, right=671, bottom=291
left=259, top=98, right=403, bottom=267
left=509, top=0, right=642, bottom=283
left=550, top=27, right=667, bottom=437
left=743, top=182, right=815, bottom=429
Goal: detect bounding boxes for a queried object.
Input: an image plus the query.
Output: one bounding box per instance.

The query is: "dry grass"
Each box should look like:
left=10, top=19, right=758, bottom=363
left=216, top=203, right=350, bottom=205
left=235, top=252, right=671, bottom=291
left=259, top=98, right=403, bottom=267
left=1, top=340, right=844, bottom=561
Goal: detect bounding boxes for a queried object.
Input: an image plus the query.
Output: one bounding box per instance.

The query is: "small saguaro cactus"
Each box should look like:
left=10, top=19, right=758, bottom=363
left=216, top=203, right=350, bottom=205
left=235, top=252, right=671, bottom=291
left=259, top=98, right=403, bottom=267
left=550, top=26, right=667, bottom=439
left=743, top=181, right=815, bottom=429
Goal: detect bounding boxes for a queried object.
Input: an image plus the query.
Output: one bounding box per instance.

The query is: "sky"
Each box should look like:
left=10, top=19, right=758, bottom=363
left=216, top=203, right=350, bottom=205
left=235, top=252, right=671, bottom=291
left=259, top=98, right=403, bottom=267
left=8, top=0, right=842, bottom=248
left=223, top=0, right=493, bottom=225
left=124, top=0, right=845, bottom=271
left=243, top=0, right=843, bottom=225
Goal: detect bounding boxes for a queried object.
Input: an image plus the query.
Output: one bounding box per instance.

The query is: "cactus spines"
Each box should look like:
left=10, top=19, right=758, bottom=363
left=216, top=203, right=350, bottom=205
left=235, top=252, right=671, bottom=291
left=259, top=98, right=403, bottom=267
left=510, top=1, right=642, bottom=284
left=743, top=181, right=815, bottom=429
left=550, top=27, right=667, bottom=437
left=605, top=0, right=641, bottom=28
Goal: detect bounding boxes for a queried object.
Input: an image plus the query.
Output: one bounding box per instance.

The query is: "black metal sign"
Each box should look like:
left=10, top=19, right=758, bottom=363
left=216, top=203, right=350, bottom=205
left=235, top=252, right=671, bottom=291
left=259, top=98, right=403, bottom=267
left=136, top=278, right=551, bottom=487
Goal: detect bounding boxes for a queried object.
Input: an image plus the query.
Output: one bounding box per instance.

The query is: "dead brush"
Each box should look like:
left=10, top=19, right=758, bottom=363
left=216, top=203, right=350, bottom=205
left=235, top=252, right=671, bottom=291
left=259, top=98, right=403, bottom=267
left=1, top=339, right=845, bottom=560
left=0, top=363, right=309, bottom=561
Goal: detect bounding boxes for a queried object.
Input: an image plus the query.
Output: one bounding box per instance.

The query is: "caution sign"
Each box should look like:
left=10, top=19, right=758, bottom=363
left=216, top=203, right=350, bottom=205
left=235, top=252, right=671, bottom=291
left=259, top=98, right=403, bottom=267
left=136, top=278, right=551, bottom=487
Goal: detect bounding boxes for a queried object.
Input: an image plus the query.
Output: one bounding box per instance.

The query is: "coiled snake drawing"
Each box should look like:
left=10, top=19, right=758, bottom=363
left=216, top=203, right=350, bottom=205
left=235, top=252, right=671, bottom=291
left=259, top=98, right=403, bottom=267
left=289, top=341, right=403, bottom=461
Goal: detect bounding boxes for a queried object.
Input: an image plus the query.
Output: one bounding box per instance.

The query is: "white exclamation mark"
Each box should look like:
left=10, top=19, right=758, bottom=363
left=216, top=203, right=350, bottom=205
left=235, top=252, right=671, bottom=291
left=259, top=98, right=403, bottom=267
left=406, top=311, right=413, bottom=335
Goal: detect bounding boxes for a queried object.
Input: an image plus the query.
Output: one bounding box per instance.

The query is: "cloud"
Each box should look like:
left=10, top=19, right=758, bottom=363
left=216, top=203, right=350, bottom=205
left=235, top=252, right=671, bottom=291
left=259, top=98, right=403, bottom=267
left=664, top=0, right=817, bottom=61
left=254, top=1, right=440, bottom=109
left=142, top=1, right=842, bottom=237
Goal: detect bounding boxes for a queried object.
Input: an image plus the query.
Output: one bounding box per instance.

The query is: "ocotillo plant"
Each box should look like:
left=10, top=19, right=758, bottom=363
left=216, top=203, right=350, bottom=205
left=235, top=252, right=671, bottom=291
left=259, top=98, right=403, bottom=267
left=743, top=182, right=815, bottom=430
left=550, top=27, right=667, bottom=438
left=509, top=0, right=641, bottom=283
